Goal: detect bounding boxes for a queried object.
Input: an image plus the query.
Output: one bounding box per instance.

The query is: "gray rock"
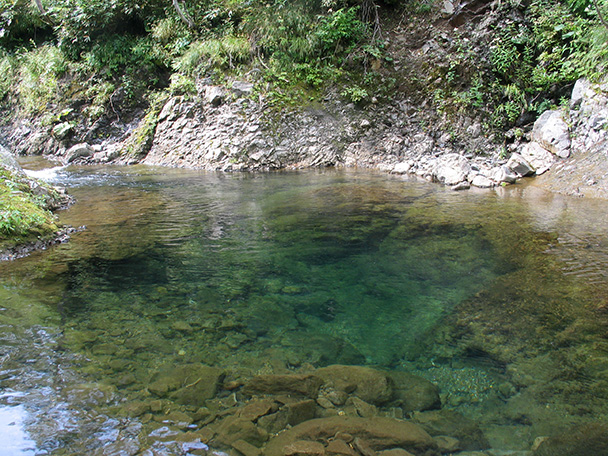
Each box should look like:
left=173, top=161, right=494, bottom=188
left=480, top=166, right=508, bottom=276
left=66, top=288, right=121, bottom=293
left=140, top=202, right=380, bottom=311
left=433, top=153, right=471, bottom=185
left=470, top=174, right=495, bottom=188
left=392, top=162, right=411, bottom=174
left=52, top=121, right=74, bottom=140
left=519, top=142, right=555, bottom=175
left=570, top=78, right=592, bottom=109
left=531, top=110, right=571, bottom=158
left=506, top=153, right=535, bottom=177
left=205, top=86, right=225, bottom=106
left=65, top=143, right=94, bottom=163
left=491, top=165, right=518, bottom=184
left=0, top=145, right=21, bottom=171
left=232, top=81, right=254, bottom=96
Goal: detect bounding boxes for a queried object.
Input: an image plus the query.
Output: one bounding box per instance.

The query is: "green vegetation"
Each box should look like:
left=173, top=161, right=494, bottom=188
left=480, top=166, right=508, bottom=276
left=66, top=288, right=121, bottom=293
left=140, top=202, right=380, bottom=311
left=0, top=0, right=607, bottom=138
left=0, top=167, right=61, bottom=249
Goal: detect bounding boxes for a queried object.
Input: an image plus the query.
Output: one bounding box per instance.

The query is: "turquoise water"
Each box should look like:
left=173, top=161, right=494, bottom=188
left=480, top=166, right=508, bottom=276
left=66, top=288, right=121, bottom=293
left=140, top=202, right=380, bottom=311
left=1, top=165, right=608, bottom=454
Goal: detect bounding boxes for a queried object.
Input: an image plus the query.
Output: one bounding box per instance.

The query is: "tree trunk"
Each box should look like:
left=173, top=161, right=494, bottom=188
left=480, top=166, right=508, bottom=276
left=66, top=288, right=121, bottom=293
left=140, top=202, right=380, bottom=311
left=172, top=0, right=194, bottom=28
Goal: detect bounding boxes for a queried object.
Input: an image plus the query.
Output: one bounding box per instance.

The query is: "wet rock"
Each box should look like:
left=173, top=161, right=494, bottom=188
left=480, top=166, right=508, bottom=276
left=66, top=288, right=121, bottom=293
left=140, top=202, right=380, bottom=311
left=315, top=365, right=393, bottom=406
left=242, top=373, right=324, bottom=398
left=263, top=416, right=439, bottom=456
left=326, top=439, right=357, bottom=456
left=411, top=410, right=489, bottom=451
left=470, top=174, right=495, bottom=188
left=532, top=422, right=608, bottom=456
left=388, top=372, right=441, bottom=413
left=531, top=110, right=571, bottom=158
left=233, top=439, right=262, bottom=456
left=65, top=143, right=94, bottom=163
left=285, top=440, right=326, bottom=456
left=378, top=450, right=415, bottom=456
left=347, top=397, right=378, bottom=417
left=148, top=364, right=225, bottom=407
left=239, top=399, right=277, bottom=421
left=352, top=437, right=376, bottom=456
left=432, top=435, right=460, bottom=453
left=491, top=165, right=518, bottom=184
left=64, top=382, right=117, bottom=407
left=285, top=399, right=317, bottom=425
left=214, top=415, right=269, bottom=447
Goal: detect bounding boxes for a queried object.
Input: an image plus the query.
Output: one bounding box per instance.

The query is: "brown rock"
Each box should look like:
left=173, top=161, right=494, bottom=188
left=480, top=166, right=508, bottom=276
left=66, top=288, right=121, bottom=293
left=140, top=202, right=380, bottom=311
left=378, top=450, right=415, bottom=456
left=326, top=439, right=356, bottom=456
left=352, top=437, right=376, bottom=456
left=284, top=440, right=326, bottom=456
left=411, top=410, right=488, bottom=451
left=388, top=372, right=441, bottom=413
left=432, top=435, right=460, bottom=453
left=243, top=374, right=323, bottom=398
left=215, top=416, right=269, bottom=447
left=148, top=364, right=225, bottom=407
left=315, top=365, right=393, bottom=405
left=286, top=399, right=317, bottom=426
left=533, top=423, right=608, bottom=456
left=348, top=397, right=378, bottom=418
left=239, top=399, right=277, bottom=421
left=263, top=416, right=439, bottom=456
left=233, top=439, right=262, bottom=456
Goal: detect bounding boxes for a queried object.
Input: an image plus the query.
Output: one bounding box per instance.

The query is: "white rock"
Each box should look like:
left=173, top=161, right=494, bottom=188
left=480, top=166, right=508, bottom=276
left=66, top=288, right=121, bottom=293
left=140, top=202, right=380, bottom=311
left=531, top=110, right=571, bottom=158
left=433, top=153, right=471, bottom=185
left=470, top=174, right=495, bottom=188
left=392, top=162, right=411, bottom=174
left=520, top=142, right=555, bottom=175
left=65, top=143, right=93, bottom=163
left=506, top=153, right=535, bottom=177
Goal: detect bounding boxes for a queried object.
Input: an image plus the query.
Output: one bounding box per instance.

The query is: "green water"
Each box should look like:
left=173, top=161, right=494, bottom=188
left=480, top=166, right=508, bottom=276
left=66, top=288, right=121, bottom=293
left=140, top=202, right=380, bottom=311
left=1, top=165, right=608, bottom=454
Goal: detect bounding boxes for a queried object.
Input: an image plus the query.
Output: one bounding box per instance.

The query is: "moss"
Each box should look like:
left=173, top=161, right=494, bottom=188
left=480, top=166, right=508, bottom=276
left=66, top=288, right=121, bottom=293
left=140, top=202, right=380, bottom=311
left=0, top=167, right=61, bottom=251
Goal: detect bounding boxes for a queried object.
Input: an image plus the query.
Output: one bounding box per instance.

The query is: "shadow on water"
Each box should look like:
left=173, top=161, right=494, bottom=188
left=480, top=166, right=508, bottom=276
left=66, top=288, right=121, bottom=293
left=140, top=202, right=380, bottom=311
left=1, top=165, right=608, bottom=454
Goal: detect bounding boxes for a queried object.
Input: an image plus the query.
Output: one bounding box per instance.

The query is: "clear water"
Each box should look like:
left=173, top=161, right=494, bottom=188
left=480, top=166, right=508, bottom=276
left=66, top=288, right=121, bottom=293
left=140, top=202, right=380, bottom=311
left=1, top=165, right=608, bottom=454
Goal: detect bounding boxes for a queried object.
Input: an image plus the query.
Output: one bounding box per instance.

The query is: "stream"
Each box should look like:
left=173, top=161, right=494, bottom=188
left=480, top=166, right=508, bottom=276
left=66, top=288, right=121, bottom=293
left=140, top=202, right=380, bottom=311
left=1, top=163, right=608, bottom=455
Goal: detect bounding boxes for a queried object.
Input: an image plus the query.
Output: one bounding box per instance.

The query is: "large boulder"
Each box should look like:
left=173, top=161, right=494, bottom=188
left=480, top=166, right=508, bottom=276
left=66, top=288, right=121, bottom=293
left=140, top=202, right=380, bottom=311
left=533, top=423, right=608, bottom=456
left=388, top=372, right=441, bottom=413
left=519, top=142, right=555, bottom=175
left=65, top=143, right=94, bottom=163
left=315, top=365, right=394, bottom=406
left=242, top=374, right=324, bottom=399
left=147, top=364, right=225, bottom=407
left=432, top=153, right=471, bottom=185
left=531, top=110, right=571, bottom=158
left=263, top=416, right=440, bottom=456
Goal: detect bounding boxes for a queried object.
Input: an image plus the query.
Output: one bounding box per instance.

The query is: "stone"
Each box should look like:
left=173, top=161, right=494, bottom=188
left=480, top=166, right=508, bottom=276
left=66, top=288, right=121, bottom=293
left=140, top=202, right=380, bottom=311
left=352, top=438, right=376, bottom=456
left=392, top=162, right=411, bottom=174
left=531, top=110, right=571, bottom=158
left=378, top=450, right=415, bottom=456
left=0, top=145, right=21, bottom=171
left=326, top=439, right=356, bottom=456
left=433, top=153, right=471, bottom=185
left=233, top=439, right=262, bottom=456
left=411, top=410, right=489, bottom=451
left=470, top=174, right=495, bottom=188
left=242, top=374, right=324, bottom=399
left=451, top=181, right=470, bottom=191
left=570, top=78, right=592, bottom=109
left=215, top=416, right=269, bottom=447
left=315, top=365, right=393, bottom=406
left=388, top=372, right=441, bottom=413
left=286, top=399, right=317, bottom=426
left=533, top=423, right=608, bottom=456
left=205, top=86, right=225, bottom=106
left=347, top=397, right=378, bottom=418
left=65, top=143, right=94, bottom=163
left=433, top=435, right=461, bottom=453
left=506, top=153, right=535, bottom=177
left=284, top=440, right=326, bottom=456
left=239, top=399, right=277, bottom=421
left=491, top=165, right=518, bottom=184
left=519, top=142, right=555, bottom=175
left=232, top=81, right=254, bottom=96
left=263, top=416, right=439, bottom=456
left=148, top=364, right=225, bottom=407
left=52, top=121, right=74, bottom=139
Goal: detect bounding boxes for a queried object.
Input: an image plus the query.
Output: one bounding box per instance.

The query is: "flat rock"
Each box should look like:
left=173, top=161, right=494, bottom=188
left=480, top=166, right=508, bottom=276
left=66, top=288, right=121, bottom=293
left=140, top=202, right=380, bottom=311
left=263, top=416, right=439, bottom=456
left=242, top=374, right=324, bottom=399
left=411, top=410, right=489, bottom=451
left=315, top=365, right=393, bottom=406
left=148, top=364, right=225, bottom=407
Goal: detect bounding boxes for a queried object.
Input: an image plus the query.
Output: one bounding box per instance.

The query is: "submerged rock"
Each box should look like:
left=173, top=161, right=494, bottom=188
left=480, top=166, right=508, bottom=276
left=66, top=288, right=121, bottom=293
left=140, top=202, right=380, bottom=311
left=242, top=374, right=324, bottom=399
left=263, top=416, right=439, bottom=456
left=411, top=410, right=489, bottom=451
left=148, top=364, right=225, bottom=407
left=388, top=372, right=441, bottom=413
left=533, top=423, right=608, bottom=456
left=315, top=365, right=394, bottom=406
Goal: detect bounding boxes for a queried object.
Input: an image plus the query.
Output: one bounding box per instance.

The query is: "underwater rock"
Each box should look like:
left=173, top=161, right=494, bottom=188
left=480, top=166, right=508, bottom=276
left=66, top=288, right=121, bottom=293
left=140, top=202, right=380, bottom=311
left=315, top=365, right=394, bottom=406
left=213, top=415, right=269, bottom=447
left=410, top=410, right=489, bottom=451
left=148, top=364, right=225, bottom=407
left=388, top=372, right=441, bottom=413
left=532, top=422, right=608, bottom=456
left=263, top=416, right=439, bottom=456
left=242, top=374, right=324, bottom=399
left=284, top=440, right=326, bottom=456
